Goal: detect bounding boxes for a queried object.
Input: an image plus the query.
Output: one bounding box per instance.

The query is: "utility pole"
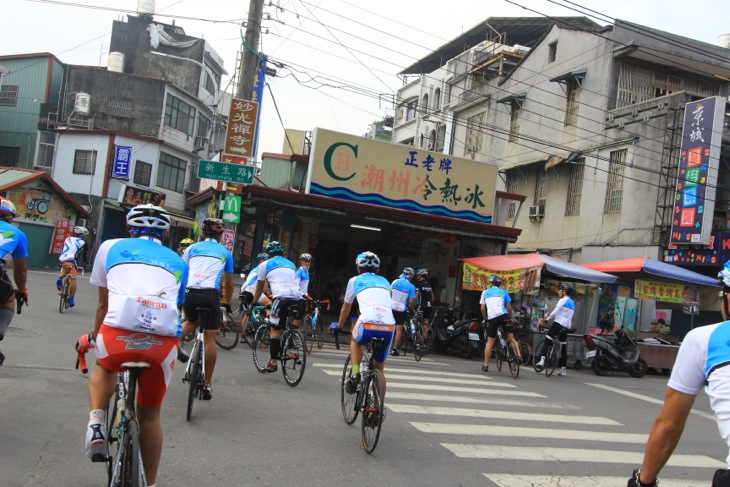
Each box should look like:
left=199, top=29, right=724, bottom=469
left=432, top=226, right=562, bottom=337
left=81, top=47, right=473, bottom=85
left=237, top=0, right=265, bottom=100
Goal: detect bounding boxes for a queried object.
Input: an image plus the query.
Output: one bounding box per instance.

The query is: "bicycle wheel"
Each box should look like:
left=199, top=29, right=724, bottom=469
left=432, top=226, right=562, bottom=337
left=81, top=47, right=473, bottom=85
left=519, top=341, right=532, bottom=365
left=340, top=354, right=359, bottom=424
left=59, top=279, right=69, bottom=313
left=496, top=346, right=503, bottom=371
left=282, top=329, right=306, bottom=387
left=115, top=417, right=143, bottom=486
left=545, top=343, right=560, bottom=377
left=215, top=317, right=240, bottom=350
left=361, top=368, right=385, bottom=454
left=508, top=345, right=520, bottom=379
left=186, top=342, right=200, bottom=422
left=533, top=339, right=546, bottom=372
left=252, top=324, right=270, bottom=373
left=316, top=320, right=324, bottom=349
left=303, top=315, right=314, bottom=354
left=413, top=327, right=426, bottom=362
left=240, top=311, right=257, bottom=349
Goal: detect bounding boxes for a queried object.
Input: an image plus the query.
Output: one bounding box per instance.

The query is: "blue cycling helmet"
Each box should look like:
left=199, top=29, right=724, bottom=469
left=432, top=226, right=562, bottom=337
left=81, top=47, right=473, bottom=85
left=257, top=252, right=268, bottom=262
left=266, top=241, right=284, bottom=255
left=719, top=261, right=730, bottom=288
left=355, top=251, right=380, bottom=269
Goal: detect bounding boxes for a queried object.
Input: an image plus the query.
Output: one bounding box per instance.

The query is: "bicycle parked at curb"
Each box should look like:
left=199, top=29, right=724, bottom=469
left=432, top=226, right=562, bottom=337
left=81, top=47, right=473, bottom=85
left=59, top=275, right=71, bottom=313
left=252, top=303, right=307, bottom=386
left=492, top=325, right=520, bottom=379
left=340, top=336, right=387, bottom=453
left=182, top=307, right=210, bottom=421
left=399, top=309, right=427, bottom=362
left=303, top=299, right=329, bottom=354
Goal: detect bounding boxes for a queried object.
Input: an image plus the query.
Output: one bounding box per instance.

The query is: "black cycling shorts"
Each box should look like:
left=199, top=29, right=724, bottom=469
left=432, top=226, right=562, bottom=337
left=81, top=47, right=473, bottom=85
left=183, top=288, right=221, bottom=330
left=486, top=314, right=512, bottom=339
left=269, top=297, right=304, bottom=330
left=393, top=310, right=409, bottom=326
left=0, top=269, right=13, bottom=304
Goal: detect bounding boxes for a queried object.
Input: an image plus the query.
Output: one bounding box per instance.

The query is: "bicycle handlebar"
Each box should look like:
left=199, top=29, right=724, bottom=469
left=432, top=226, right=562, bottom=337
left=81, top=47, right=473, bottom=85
left=75, top=344, right=89, bottom=374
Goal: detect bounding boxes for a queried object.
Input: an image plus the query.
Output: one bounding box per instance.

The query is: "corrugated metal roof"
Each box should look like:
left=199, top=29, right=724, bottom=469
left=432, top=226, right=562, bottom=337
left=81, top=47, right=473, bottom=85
left=0, top=168, right=39, bottom=187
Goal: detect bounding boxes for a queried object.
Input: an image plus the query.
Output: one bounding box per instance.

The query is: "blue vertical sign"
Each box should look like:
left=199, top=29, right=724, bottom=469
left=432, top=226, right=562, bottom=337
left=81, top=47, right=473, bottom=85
left=251, top=55, right=267, bottom=161
left=113, top=146, right=132, bottom=179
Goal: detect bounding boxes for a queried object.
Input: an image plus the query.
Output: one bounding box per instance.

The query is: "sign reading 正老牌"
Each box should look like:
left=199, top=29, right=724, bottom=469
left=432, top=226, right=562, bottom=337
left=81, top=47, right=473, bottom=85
left=113, top=146, right=132, bottom=178
left=306, top=128, right=496, bottom=223
left=197, top=160, right=254, bottom=185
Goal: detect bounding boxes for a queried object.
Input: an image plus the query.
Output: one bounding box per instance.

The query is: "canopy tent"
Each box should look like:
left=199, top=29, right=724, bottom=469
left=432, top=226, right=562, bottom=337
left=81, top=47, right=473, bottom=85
left=462, top=253, right=617, bottom=283
left=581, top=257, right=718, bottom=287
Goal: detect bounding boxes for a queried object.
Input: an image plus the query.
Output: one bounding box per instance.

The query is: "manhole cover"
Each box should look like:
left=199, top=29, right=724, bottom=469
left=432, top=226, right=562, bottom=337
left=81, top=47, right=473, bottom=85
left=5, top=326, right=42, bottom=337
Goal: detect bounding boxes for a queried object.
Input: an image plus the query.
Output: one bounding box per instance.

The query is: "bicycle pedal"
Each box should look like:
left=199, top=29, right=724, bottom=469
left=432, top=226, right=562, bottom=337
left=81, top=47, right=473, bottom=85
left=90, top=453, right=109, bottom=463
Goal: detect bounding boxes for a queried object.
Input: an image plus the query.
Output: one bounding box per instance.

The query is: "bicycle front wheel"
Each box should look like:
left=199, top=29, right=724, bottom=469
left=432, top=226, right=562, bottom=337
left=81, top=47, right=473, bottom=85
left=303, top=315, right=314, bottom=354
left=282, top=329, right=306, bottom=387
left=252, top=324, right=270, bottom=373
left=496, top=347, right=503, bottom=371
left=215, top=317, right=240, bottom=350
left=186, top=343, right=201, bottom=422
left=508, top=346, right=520, bottom=379
left=59, top=280, right=69, bottom=313
left=361, top=368, right=385, bottom=454
left=341, top=354, right=359, bottom=425
left=413, top=328, right=426, bottom=362
left=519, top=341, right=532, bottom=365
left=545, top=343, right=560, bottom=377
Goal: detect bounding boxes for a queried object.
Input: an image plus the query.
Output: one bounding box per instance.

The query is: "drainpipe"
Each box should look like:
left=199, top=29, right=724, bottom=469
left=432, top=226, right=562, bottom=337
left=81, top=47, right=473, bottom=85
left=102, top=134, right=116, bottom=198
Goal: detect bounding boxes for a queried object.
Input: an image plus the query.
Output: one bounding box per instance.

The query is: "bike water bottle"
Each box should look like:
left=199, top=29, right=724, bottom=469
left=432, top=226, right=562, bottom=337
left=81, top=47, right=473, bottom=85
left=360, top=356, right=369, bottom=375
left=410, top=319, right=416, bottom=335
left=115, top=396, right=125, bottom=426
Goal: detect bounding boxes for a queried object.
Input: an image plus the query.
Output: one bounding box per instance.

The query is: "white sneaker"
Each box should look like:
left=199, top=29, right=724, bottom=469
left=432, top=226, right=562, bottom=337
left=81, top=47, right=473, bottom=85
left=558, top=367, right=567, bottom=377
left=536, top=357, right=545, bottom=368
left=85, top=421, right=108, bottom=459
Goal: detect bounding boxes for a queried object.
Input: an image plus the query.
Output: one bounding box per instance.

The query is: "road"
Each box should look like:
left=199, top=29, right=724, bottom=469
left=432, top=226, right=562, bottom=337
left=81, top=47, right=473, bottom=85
left=0, top=269, right=725, bottom=486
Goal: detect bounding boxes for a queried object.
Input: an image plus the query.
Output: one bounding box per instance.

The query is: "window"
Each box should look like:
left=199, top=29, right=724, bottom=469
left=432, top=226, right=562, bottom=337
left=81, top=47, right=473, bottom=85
left=36, top=131, right=55, bottom=168
left=565, top=159, right=585, bottom=216
left=604, top=149, right=627, bottom=213
left=422, top=93, right=429, bottom=112
left=535, top=169, right=548, bottom=208
left=134, top=160, right=152, bottom=187
left=548, top=42, right=557, bottom=63
left=565, top=78, right=581, bottom=126
left=203, top=66, right=219, bottom=95
left=509, top=103, right=521, bottom=142
left=0, top=85, right=19, bottom=106
left=164, top=94, right=196, bottom=136
left=156, top=152, right=186, bottom=193
left=107, top=97, right=134, bottom=118
left=0, top=146, right=20, bottom=166
left=465, top=112, right=485, bottom=156
left=433, top=88, right=441, bottom=110
left=505, top=172, right=518, bottom=220
left=73, top=150, right=97, bottom=175
left=444, top=83, right=452, bottom=107
left=197, top=114, right=211, bottom=138
left=406, top=100, right=417, bottom=121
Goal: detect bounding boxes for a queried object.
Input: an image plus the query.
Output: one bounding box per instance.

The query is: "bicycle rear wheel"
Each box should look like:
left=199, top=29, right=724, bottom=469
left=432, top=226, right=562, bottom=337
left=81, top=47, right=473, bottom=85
left=413, top=327, right=426, bottom=362
left=519, top=341, right=532, bottom=365
left=508, top=346, right=520, bottom=379
left=340, top=354, right=359, bottom=424
left=59, top=280, right=69, bottom=313
left=252, top=324, right=270, bottom=373
left=496, top=346, right=503, bottom=371
left=316, top=320, right=324, bottom=349
left=118, top=418, right=143, bottom=486
left=361, top=368, right=385, bottom=454
left=241, top=311, right=258, bottom=349
left=186, top=342, right=201, bottom=422
left=215, top=316, right=240, bottom=350
left=545, top=343, right=559, bottom=377
left=303, top=315, right=314, bottom=354
left=282, top=329, right=306, bottom=387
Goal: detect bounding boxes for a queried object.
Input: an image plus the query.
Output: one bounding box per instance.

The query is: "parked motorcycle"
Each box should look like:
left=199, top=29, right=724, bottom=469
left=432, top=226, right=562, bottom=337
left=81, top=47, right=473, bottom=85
left=429, top=306, right=482, bottom=358
left=583, top=327, right=648, bottom=378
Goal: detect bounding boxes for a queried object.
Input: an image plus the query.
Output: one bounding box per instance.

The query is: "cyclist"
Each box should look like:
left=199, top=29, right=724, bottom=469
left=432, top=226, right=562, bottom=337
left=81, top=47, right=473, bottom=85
left=252, top=241, right=303, bottom=373
left=414, top=268, right=436, bottom=340
left=535, top=284, right=575, bottom=377
left=177, top=218, right=234, bottom=400
left=390, top=267, right=416, bottom=356
left=76, top=204, right=187, bottom=487
left=239, top=252, right=271, bottom=340
left=480, top=275, right=517, bottom=373
left=338, top=251, right=395, bottom=393
left=626, top=261, right=730, bottom=487
left=177, top=237, right=194, bottom=256
left=293, top=253, right=313, bottom=328
left=0, top=197, right=29, bottom=366
left=55, top=225, right=89, bottom=308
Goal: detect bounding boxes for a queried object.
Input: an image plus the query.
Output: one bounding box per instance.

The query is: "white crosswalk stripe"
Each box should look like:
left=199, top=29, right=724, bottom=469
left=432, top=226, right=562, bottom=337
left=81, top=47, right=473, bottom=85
left=482, top=474, right=710, bottom=487
left=387, top=391, right=578, bottom=409
left=411, top=423, right=647, bottom=443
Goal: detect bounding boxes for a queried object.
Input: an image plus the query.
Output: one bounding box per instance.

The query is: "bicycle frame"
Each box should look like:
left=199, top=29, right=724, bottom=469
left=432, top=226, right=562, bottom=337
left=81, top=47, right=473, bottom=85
left=184, top=322, right=206, bottom=388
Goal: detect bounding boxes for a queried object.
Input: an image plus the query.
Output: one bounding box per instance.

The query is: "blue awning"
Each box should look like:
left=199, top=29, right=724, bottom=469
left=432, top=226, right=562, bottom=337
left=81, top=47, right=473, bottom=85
left=583, top=257, right=718, bottom=287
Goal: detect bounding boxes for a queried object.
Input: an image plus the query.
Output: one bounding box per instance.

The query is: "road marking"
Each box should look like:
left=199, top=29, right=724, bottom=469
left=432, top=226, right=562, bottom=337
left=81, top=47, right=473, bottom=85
left=441, top=445, right=724, bottom=468
left=387, top=392, right=573, bottom=409
left=483, top=474, right=710, bottom=486
left=387, top=382, right=544, bottom=397
left=585, top=383, right=716, bottom=421
left=411, top=422, right=647, bottom=443
left=307, top=350, right=448, bottom=365
left=314, top=363, right=483, bottom=379
left=322, top=370, right=517, bottom=388
left=388, top=405, right=619, bottom=424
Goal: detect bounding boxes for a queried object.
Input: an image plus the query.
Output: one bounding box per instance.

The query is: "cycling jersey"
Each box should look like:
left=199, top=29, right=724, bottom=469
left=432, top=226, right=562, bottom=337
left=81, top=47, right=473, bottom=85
left=343, top=273, right=395, bottom=325
left=415, top=279, right=435, bottom=307
left=0, top=220, right=29, bottom=262
left=669, top=320, right=730, bottom=467
left=295, top=267, right=310, bottom=296
left=391, top=276, right=416, bottom=312
left=241, top=265, right=260, bottom=294
left=480, top=286, right=511, bottom=320
left=183, top=238, right=234, bottom=290
left=257, top=255, right=299, bottom=298
left=546, top=296, right=575, bottom=328
left=59, top=236, right=84, bottom=263
left=89, top=237, right=188, bottom=337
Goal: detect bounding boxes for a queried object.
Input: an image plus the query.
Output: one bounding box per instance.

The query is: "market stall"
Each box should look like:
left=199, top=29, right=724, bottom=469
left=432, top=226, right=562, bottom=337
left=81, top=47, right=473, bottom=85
left=461, top=253, right=617, bottom=368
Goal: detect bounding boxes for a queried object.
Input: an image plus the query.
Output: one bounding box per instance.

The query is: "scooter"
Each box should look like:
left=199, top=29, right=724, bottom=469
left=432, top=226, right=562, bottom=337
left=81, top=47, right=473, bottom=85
left=429, top=306, right=482, bottom=359
left=583, top=327, right=648, bottom=378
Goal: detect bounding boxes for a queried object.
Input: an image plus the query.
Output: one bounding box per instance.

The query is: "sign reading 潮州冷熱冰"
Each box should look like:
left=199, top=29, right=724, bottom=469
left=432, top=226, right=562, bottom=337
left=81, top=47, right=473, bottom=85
left=307, top=128, right=497, bottom=223
left=669, top=96, right=724, bottom=245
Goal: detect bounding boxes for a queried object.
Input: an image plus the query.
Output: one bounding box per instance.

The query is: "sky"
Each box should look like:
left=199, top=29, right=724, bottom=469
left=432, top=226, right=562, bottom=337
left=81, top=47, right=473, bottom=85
left=3, top=0, right=729, bottom=160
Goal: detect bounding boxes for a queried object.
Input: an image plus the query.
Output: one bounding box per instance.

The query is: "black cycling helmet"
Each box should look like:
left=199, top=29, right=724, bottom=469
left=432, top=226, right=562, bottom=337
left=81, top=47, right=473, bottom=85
left=300, top=253, right=313, bottom=262
left=559, top=284, right=571, bottom=294
left=202, top=218, right=225, bottom=235
left=266, top=241, right=284, bottom=255
left=416, top=268, right=428, bottom=277
left=489, top=275, right=503, bottom=286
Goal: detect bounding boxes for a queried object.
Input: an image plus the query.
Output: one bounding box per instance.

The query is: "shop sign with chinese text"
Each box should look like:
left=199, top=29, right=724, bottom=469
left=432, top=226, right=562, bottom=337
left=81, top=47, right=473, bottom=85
left=50, top=220, right=72, bottom=254
left=461, top=262, right=540, bottom=294
left=223, top=98, right=258, bottom=159
left=308, top=128, right=496, bottom=223
left=634, top=279, right=686, bottom=303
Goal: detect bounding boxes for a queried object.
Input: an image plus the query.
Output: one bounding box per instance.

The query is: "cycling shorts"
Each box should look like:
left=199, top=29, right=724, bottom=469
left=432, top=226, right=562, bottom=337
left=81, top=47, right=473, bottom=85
left=546, top=321, right=569, bottom=343
left=486, top=314, right=512, bottom=339
left=352, top=321, right=394, bottom=364
left=183, top=288, right=221, bottom=331
left=269, top=297, right=304, bottom=328
left=60, top=261, right=78, bottom=278
left=392, top=310, right=409, bottom=326
left=0, top=269, right=13, bottom=304
left=95, top=324, right=178, bottom=408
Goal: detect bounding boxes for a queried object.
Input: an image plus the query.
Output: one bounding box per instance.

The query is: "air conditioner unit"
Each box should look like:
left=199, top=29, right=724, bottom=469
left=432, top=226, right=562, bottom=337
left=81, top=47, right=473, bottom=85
left=194, top=136, right=209, bottom=148
left=529, top=205, right=545, bottom=219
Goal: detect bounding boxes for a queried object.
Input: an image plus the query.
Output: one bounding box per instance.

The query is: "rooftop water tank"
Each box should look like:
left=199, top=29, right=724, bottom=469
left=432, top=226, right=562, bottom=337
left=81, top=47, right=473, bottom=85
left=719, top=34, right=730, bottom=49
left=107, top=52, right=125, bottom=73
left=138, top=0, right=155, bottom=17
left=74, top=93, right=91, bottom=114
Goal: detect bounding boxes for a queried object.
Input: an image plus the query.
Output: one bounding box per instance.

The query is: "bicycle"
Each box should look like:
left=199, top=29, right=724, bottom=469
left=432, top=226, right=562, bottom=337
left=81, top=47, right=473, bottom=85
left=238, top=297, right=269, bottom=349
left=492, top=325, right=520, bottom=379
left=215, top=306, right=240, bottom=350
left=516, top=330, right=532, bottom=365
left=59, top=275, right=71, bottom=313
left=340, top=335, right=387, bottom=453
left=302, top=299, right=329, bottom=354
left=400, top=310, right=427, bottom=362
left=182, top=307, right=210, bottom=421
left=533, top=324, right=563, bottom=377
left=252, top=302, right=307, bottom=386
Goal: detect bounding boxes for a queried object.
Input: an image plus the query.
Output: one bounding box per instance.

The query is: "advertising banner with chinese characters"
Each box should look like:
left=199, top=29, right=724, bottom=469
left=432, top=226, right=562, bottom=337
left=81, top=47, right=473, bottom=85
left=461, top=262, right=540, bottom=294
left=223, top=98, right=258, bottom=160
left=119, top=185, right=166, bottom=207
left=50, top=220, right=72, bottom=254
left=634, top=279, right=685, bottom=304
left=669, top=96, right=724, bottom=245
left=308, top=128, right=497, bottom=223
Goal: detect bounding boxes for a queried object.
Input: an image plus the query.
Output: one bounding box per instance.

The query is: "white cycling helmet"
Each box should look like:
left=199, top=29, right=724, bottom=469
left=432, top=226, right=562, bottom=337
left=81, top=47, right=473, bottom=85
left=126, top=204, right=171, bottom=230
left=719, top=260, right=730, bottom=288
left=74, top=226, right=89, bottom=235
left=355, top=251, right=380, bottom=269
left=0, top=197, right=16, bottom=218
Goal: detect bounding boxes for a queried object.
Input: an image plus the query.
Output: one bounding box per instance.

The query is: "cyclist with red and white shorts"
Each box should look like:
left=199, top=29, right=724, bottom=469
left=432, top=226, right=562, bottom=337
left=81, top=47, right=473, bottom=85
left=76, top=204, right=187, bottom=487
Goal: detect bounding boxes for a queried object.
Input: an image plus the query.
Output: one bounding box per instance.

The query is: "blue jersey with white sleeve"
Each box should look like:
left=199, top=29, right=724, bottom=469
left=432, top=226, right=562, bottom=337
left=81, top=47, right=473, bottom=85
left=0, top=220, right=29, bottom=262
left=258, top=255, right=299, bottom=298
left=183, top=238, right=234, bottom=290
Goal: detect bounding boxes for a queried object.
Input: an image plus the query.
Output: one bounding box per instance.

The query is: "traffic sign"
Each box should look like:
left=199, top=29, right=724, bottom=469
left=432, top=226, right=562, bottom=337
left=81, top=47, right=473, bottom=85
left=197, top=160, right=254, bottom=185
left=219, top=194, right=241, bottom=223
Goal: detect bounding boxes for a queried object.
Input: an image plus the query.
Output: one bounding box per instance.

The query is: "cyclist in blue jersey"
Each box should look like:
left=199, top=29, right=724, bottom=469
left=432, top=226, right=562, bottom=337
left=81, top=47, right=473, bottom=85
left=239, top=252, right=271, bottom=341
left=178, top=218, right=234, bottom=400
left=0, top=197, right=29, bottom=366
left=56, top=225, right=89, bottom=308
left=252, top=241, right=304, bottom=373
left=390, top=267, right=416, bottom=356
left=338, top=251, right=396, bottom=393
left=295, top=253, right=313, bottom=299
left=480, top=275, right=517, bottom=372
left=76, top=204, right=187, bottom=487
left=535, top=284, right=575, bottom=377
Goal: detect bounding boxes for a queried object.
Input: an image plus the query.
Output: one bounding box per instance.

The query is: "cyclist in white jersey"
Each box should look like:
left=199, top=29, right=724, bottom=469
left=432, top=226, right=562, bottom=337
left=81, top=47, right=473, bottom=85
left=390, top=267, right=416, bottom=356
left=178, top=218, right=234, bottom=400
left=76, top=204, right=187, bottom=487
left=56, top=225, right=89, bottom=308
left=627, top=261, right=730, bottom=487
left=535, top=284, right=575, bottom=377
left=239, top=252, right=272, bottom=339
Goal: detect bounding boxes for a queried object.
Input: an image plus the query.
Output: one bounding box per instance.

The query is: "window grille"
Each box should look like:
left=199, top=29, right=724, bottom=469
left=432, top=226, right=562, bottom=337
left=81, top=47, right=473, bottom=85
left=565, top=159, right=584, bottom=216
left=604, top=149, right=627, bottom=213
left=0, top=146, right=20, bottom=166
left=535, top=169, right=548, bottom=207
left=0, top=85, right=19, bottom=106
left=505, top=172, right=518, bottom=220
left=73, top=150, right=97, bottom=175
left=107, top=97, right=134, bottom=118
left=134, top=161, right=152, bottom=187
left=465, top=112, right=485, bottom=156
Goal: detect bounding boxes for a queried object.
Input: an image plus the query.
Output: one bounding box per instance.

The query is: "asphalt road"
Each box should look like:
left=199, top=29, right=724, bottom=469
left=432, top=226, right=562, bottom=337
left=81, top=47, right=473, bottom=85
left=0, top=270, right=725, bottom=486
